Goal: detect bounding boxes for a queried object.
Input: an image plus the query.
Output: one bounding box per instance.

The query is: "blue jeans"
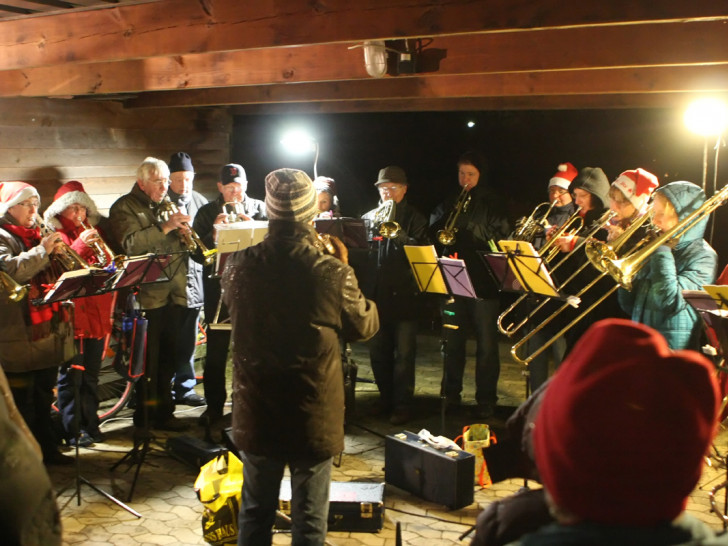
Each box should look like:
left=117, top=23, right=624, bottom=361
left=238, top=452, right=332, bottom=546
left=368, top=318, right=417, bottom=412
left=441, top=297, right=501, bottom=407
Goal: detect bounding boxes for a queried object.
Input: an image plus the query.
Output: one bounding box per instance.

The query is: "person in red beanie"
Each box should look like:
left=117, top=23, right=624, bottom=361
left=473, top=318, right=723, bottom=546
left=0, top=181, right=75, bottom=465
left=43, top=180, right=115, bottom=447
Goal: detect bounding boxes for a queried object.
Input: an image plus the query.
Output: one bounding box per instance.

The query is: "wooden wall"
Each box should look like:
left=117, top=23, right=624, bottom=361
left=0, top=98, right=232, bottom=216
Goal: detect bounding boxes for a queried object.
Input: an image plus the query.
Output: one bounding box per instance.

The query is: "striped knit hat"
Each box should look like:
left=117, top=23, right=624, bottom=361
left=265, top=168, right=318, bottom=223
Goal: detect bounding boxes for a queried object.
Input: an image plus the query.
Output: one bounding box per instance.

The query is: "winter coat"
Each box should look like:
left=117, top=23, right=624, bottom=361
left=108, top=184, right=190, bottom=310
left=361, top=198, right=429, bottom=320
left=222, top=220, right=379, bottom=460
left=430, top=184, right=511, bottom=298
left=0, top=214, right=74, bottom=372
left=618, top=181, right=717, bottom=350
left=507, top=513, right=728, bottom=546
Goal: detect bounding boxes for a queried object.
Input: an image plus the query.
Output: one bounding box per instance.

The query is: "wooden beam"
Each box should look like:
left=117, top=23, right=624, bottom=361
left=0, top=0, right=726, bottom=71
left=2, top=19, right=726, bottom=98
left=124, top=65, right=728, bottom=109
left=229, top=94, right=720, bottom=114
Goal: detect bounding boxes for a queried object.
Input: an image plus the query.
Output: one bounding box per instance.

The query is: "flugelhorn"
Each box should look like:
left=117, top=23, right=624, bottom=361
left=511, top=200, right=557, bottom=242
left=370, top=199, right=401, bottom=239
left=0, top=270, right=28, bottom=302
left=159, top=196, right=218, bottom=266
left=437, top=185, right=471, bottom=246
left=80, top=220, right=125, bottom=269
left=34, top=214, right=91, bottom=274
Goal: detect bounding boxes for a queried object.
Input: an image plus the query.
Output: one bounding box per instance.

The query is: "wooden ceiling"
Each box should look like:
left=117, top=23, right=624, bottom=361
left=0, top=0, right=726, bottom=114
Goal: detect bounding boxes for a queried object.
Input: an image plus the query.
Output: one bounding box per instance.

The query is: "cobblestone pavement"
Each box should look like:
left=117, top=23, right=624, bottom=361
left=50, top=334, right=728, bottom=545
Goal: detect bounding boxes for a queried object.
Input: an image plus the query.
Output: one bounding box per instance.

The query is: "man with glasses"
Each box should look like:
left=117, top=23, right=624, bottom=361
left=109, top=157, right=193, bottom=433
left=361, top=166, right=428, bottom=425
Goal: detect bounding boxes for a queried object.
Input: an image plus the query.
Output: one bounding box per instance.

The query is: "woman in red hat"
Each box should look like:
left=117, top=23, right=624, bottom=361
left=43, top=181, right=116, bottom=447
left=0, top=180, right=75, bottom=465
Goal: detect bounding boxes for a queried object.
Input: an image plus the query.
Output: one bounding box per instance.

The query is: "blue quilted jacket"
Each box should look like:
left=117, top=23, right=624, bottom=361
left=618, top=181, right=717, bottom=350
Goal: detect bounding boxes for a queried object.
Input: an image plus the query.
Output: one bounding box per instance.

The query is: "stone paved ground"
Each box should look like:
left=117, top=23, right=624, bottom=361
left=50, top=333, right=728, bottom=545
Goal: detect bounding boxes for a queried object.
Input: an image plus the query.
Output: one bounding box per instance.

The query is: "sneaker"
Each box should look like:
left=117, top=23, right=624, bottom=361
left=176, top=392, right=207, bottom=407
left=154, top=416, right=190, bottom=432
left=68, top=431, right=94, bottom=448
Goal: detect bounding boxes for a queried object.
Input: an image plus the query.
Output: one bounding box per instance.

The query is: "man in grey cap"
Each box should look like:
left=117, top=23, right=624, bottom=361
left=361, top=166, right=429, bottom=425
left=223, top=168, right=378, bottom=545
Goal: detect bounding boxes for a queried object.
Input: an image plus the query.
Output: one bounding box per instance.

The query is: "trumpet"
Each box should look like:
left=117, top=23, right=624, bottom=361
left=159, top=196, right=218, bottom=266
left=80, top=220, right=125, bottom=269
left=437, top=185, right=471, bottom=246
left=0, top=270, right=28, bottom=302
left=222, top=201, right=246, bottom=223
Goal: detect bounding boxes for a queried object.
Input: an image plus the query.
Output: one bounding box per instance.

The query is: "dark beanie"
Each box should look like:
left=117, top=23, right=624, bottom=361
left=533, top=318, right=719, bottom=526
left=168, top=152, right=194, bottom=173
left=265, top=168, right=318, bottom=223
left=457, top=151, right=487, bottom=175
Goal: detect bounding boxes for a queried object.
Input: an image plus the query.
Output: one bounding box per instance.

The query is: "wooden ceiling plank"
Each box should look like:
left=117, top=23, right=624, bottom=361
left=0, top=0, right=726, bottom=71
left=229, top=94, right=717, bottom=114
left=1, top=19, right=726, bottom=98
left=122, top=65, right=728, bottom=109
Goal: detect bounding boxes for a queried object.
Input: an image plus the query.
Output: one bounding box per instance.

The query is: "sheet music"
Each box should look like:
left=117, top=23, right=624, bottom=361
left=403, top=245, right=448, bottom=294
left=498, top=239, right=561, bottom=298
left=215, top=221, right=269, bottom=254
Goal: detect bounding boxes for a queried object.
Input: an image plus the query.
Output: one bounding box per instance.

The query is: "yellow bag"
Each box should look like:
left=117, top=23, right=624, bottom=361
left=455, top=424, right=496, bottom=487
left=194, top=451, right=244, bottom=546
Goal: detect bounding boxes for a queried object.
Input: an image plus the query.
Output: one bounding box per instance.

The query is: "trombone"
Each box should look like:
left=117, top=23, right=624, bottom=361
left=496, top=206, right=599, bottom=337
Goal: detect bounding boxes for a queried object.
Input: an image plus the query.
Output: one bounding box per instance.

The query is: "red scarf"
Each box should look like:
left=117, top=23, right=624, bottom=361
left=2, top=223, right=41, bottom=248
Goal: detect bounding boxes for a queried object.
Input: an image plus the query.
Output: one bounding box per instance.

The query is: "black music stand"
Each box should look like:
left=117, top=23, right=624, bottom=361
left=481, top=240, right=564, bottom=399
left=314, top=217, right=369, bottom=249
left=46, top=281, right=141, bottom=518
left=108, top=253, right=171, bottom=503
left=404, top=245, right=477, bottom=433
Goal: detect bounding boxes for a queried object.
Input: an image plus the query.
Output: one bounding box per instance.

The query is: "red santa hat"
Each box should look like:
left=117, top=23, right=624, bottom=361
left=533, top=318, right=719, bottom=526
left=612, top=168, right=659, bottom=211
left=43, top=180, right=101, bottom=229
left=548, top=162, right=578, bottom=190
left=0, top=181, right=40, bottom=217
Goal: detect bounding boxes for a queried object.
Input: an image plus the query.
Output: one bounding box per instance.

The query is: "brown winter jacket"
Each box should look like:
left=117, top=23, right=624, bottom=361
left=222, top=220, right=379, bottom=460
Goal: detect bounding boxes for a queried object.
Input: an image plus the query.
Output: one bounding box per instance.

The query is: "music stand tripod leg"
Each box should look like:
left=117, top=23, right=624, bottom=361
left=58, top=362, right=141, bottom=518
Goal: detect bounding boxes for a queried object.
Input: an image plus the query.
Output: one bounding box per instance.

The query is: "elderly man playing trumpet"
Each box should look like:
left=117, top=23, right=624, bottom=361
left=109, top=157, right=195, bottom=433
left=192, top=163, right=267, bottom=430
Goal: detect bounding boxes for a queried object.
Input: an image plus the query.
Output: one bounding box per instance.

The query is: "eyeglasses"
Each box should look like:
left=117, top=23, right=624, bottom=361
left=378, top=185, right=404, bottom=192
left=16, top=200, right=40, bottom=209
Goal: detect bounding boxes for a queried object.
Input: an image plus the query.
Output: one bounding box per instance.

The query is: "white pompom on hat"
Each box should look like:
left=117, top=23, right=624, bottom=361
left=548, top=162, right=578, bottom=190
left=612, top=168, right=659, bottom=211
left=0, top=181, right=40, bottom=217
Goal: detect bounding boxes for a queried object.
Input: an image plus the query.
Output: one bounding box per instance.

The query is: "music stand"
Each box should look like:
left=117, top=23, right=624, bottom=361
left=46, top=277, right=141, bottom=518
left=107, top=254, right=170, bottom=503
left=481, top=240, right=564, bottom=398
left=404, top=245, right=477, bottom=433
left=314, top=217, right=369, bottom=249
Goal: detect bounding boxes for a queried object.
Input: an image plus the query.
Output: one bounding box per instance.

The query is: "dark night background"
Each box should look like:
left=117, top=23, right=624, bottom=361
left=232, top=108, right=728, bottom=271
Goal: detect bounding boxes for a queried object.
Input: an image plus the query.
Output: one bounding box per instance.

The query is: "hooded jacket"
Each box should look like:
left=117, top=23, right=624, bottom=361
left=618, top=181, right=717, bottom=349
left=222, top=221, right=379, bottom=459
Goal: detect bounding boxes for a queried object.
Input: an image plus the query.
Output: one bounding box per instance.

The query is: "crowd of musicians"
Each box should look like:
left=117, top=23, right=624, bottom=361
left=0, top=149, right=725, bottom=545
